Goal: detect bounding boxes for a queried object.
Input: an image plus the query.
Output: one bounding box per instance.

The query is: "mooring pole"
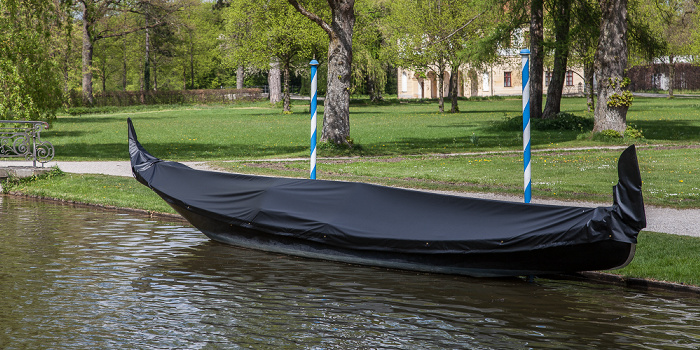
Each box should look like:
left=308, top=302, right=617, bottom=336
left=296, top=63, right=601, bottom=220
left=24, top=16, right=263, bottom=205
left=309, top=59, right=319, bottom=180
left=521, top=49, right=531, bottom=203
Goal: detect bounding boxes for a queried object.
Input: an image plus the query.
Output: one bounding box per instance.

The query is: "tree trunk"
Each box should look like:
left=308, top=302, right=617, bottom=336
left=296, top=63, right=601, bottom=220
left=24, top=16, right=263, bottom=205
left=144, top=16, right=151, bottom=92
left=287, top=0, right=355, bottom=146
left=321, top=3, right=354, bottom=145
left=449, top=65, right=459, bottom=113
left=236, top=66, right=244, bottom=89
left=529, top=0, right=544, bottom=119
left=268, top=60, right=282, bottom=104
left=122, top=36, right=128, bottom=91
left=668, top=55, right=674, bottom=98
left=437, top=62, right=446, bottom=112
left=189, top=34, right=195, bottom=89
left=100, top=49, right=106, bottom=93
left=593, top=0, right=629, bottom=134
left=283, top=59, right=291, bottom=112
left=81, top=5, right=94, bottom=106
left=585, top=60, right=595, bottom=111
left=542, top=0, right=571, bottom=120
left=153, top=53, right=158, bottom=91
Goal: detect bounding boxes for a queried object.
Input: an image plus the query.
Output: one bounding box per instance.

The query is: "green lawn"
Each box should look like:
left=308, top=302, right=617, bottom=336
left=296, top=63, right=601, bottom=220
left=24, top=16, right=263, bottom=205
left=211, top=146, right=698, bottom=208
left=47, top=97, right=700, bottom=161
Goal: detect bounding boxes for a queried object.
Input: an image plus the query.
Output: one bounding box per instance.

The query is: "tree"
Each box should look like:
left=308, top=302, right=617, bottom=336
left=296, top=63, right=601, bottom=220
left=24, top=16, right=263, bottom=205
left=287, top=0, right=355, bottom=145
left=568, top=0, right=600, bottom=112
left=648, top=0, right=695, bottom=97
left=351, top=0, right=389, bottom=102
left=77, top=0, right=178, bottom=105
left=541, top=0, right=572, bottom=119
left=593, top=0, right=631, bottom=134
left=0, top=0, right=65, bottom=120
left=529, top=0, right=545, bottom=119
left=223, top=0, right=325, bottom=112
left=386, top=0, right=491, bottom=113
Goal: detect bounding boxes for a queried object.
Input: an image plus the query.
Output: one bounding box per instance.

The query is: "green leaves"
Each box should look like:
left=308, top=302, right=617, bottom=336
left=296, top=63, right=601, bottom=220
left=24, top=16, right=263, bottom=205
left=0, top=1, right=63, bottom=121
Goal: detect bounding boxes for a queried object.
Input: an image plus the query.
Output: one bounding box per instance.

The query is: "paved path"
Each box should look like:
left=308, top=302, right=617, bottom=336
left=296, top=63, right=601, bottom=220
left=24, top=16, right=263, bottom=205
left=1, top=159, right=698, bottom=237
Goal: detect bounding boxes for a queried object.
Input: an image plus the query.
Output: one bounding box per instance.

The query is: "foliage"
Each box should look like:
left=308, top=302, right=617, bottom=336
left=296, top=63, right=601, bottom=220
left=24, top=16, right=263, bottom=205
left=221, top=0, right=326, bottom=112
left=606, top=90, right=634, bottom=108
left=623, top=125, right=644, bottom=139
left=351, top=0, right=390, bottom=101
left=495, top=112, right=593, bottom=131
left=0, top=0, right=65, bottom=120
left=383, top=0, right=498, bottom=112
left=592, top=129, right=623, bottom=140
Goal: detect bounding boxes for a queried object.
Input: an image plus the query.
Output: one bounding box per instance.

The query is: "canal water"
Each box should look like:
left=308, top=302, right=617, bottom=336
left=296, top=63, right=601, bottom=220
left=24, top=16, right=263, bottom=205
left=1, top=196, right=698, bottom=349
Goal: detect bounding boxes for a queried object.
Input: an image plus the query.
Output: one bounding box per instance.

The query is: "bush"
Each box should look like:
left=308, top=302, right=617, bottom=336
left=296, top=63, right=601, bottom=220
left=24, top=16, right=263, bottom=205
left=494, top=112, right=593, bottom=132
left=624, top=125, right=644, bottom=139
left=592, top=129, right=623, bottom=142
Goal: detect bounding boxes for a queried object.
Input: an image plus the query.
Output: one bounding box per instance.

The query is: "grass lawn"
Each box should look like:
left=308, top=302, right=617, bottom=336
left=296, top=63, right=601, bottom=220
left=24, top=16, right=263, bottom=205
left=39, top=97, right=699, bottom=208
left=46, top=96, right=700, bottom=161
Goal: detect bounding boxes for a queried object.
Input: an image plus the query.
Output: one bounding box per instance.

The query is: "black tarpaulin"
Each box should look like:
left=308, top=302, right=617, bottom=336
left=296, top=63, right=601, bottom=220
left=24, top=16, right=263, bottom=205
left=128, top=118, right=645, bottom=255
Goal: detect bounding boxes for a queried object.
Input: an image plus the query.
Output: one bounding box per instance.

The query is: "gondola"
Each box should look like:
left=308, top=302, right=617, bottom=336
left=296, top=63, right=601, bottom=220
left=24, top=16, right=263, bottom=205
left=128, top=118, right=646, bottom=277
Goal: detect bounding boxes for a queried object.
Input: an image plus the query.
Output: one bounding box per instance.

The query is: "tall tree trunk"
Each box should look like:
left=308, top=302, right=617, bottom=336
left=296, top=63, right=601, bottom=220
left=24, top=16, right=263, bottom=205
left=236, top=66, right=245, bottom=89
left=153, top=54, right=158, bottom=91
left=449, top=65, right=459, bottom=113
left=585, top=60, right=595, bottom=111
left=100, top=48, right=106, bottom=93
left=529, top=0, right=544, bottom=119
left=287, top=0, right=355, bottom=146
left=321, top=3, right=354, bottom=145
left=236, top=66, right=244, bottom=89
left=143, top=16, right=151, bottom=92
left=122, top=36, right=128, bottom=91
left=437, top=61, right=446, bottom=112
left=542, top=0, right=571, bottom=120
left=189, top=33, right=195, bottom=89
left=668, top=55, right=675, bottom=98
left=593, top=0, right=629, bottom=134
left=81, top=5, right=94, bottom=106
left=283, top=59, right=291, bottom=112
left=268, top=60, right=282, bottom=104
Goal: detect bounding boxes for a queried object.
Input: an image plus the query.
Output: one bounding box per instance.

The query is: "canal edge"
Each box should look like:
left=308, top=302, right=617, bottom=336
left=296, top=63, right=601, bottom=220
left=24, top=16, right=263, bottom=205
left=4, top=191, right=699, bottom=297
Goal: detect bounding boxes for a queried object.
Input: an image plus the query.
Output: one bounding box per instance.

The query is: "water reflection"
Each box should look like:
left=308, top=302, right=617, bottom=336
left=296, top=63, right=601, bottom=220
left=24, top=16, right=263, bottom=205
left=1, top=196, right=698, bottom=349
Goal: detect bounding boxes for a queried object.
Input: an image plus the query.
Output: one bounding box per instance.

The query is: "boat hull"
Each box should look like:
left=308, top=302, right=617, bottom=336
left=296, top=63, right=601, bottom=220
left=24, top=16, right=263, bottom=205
left=166, top=198, right=635, bottom=278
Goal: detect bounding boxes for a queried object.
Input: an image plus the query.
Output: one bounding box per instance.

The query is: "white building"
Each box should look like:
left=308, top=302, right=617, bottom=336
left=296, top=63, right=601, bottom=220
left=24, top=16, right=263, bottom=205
left=398, top=55, right=586, bottom=99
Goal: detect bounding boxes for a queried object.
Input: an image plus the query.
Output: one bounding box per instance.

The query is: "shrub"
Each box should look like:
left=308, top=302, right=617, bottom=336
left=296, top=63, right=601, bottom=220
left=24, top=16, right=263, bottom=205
left=592, top=129, right=623, bottom=142
left=494, top=112, right=593, bottom=132
left=624, top=125, right=644, bottom=139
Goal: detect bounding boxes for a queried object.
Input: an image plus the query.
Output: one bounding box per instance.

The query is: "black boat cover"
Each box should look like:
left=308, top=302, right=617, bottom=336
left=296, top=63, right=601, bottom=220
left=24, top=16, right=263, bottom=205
left=128, top=119, right=646, bottom=255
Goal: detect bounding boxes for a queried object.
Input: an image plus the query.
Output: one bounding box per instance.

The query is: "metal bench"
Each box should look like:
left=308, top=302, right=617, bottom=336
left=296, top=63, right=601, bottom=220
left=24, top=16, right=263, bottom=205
left=0, top=120, right=55, bottom=167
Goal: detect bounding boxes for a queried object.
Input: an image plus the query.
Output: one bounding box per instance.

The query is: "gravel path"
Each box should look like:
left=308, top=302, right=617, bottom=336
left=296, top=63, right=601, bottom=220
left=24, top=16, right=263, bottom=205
left=2, top=159, right=698, bottom=238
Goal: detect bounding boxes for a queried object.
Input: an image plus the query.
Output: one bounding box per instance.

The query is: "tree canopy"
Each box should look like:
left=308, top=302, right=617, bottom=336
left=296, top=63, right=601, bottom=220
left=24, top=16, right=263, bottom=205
left=0, top=0, right=65, bottom=120
left=2, top=0, right=688, bottom=135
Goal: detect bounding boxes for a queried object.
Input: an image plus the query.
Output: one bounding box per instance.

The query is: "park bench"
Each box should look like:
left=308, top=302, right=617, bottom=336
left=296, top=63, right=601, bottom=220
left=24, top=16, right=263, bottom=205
left=0, top=120, right=54, bottom=167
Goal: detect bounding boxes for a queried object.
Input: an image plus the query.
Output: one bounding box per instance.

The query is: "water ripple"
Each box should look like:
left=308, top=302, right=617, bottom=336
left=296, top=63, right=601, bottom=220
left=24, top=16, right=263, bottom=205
left=1, top=196, right=699, bottom=349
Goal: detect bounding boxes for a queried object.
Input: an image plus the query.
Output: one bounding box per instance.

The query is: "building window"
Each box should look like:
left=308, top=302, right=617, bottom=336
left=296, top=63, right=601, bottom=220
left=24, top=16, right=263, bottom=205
left=401, top=72, right=408, bottom=92
left=545, top=71, right=552, bottom=86
left=504, top=72, right=512, bottom=87
left=566, top=71, right=574, bottom=86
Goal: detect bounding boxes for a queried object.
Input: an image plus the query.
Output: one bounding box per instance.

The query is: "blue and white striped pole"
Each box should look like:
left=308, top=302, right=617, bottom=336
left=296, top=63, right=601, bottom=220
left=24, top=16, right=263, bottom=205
left=520, top=49, right=531, bottom=203
left=309, top=59, right=319, bottom=179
